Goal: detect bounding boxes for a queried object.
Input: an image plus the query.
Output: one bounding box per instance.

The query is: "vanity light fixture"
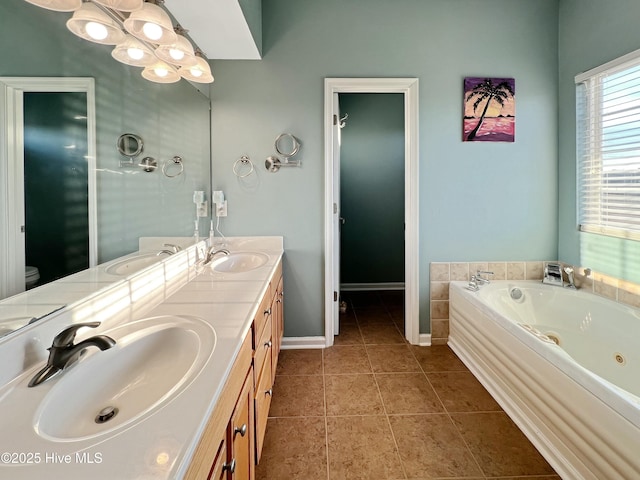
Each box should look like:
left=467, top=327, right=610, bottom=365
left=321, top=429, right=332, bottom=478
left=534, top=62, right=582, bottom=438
left=24, top=0, right=214, bottom=84
left=123, top=2, right=177, bottom=45
left=23, top=0, right=81, bottom=12
left=112, top=34, right=156, bottom=67
left=155, top=32, right=198, bottom=67
left=178, top=53, right=214, bottom=84
left=142, top=60, right=180, bottom=83
left=66, top=2, right=125, bottom=45
left=92, top=0, right=143, bottom=11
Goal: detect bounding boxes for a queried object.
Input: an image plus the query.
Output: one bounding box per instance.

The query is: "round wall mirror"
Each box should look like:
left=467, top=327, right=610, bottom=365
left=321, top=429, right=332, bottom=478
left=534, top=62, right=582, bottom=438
left=117, top=133, right=144, bottom=158
left=274, top=133, right=300, bottom=159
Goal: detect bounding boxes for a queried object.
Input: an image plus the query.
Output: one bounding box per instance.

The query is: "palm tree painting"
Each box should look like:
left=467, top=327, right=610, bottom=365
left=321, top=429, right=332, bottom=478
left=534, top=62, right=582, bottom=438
left=463, top=77, right=515, bottom=142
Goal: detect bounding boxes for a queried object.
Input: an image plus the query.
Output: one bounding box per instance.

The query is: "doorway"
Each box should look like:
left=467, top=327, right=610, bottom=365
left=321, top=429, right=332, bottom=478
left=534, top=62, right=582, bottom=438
left=324, top=78, right=419, bottom=346
left=0, top=77, right=97, bottom=299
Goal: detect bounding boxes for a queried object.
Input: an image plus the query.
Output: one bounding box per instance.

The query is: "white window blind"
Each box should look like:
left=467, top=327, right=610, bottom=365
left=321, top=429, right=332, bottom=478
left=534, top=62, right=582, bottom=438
left=576, top=49, right=640, bottom=241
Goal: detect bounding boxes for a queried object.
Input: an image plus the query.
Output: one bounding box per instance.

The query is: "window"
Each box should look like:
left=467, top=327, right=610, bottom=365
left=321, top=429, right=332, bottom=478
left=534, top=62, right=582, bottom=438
left=576, top=49, right=640, bottom=241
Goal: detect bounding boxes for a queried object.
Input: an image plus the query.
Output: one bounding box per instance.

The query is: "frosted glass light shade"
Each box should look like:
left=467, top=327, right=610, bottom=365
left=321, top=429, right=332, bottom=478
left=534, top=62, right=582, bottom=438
left=66, top=3, right=125, bottom=45
left=142, top=61, right=180, bottom=84
left=112, top=35, right=155, bottom=67
left=155, top=35, right=197, bottom=67
left=178, top=56, right=214, bottom=84
left=124, top=3, right=177, bottom=46
left=23, top=0, right=82, bottom=12
left=93, top=0, right=143, bottom=12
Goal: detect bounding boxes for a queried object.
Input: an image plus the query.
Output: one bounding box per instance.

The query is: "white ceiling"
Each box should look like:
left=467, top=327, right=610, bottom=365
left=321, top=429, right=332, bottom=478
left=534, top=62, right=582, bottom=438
left=165, top=0, right=260, bottom=60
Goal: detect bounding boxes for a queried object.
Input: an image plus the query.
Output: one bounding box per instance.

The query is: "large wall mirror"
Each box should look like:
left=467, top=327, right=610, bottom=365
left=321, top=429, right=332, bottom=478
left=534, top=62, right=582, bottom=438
left=0, top=2, right=212, bottom=335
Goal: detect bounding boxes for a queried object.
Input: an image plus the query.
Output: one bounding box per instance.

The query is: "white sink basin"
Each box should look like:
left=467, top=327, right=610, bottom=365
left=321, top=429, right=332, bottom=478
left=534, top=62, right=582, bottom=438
left=33, top=315, right=215, bottom=441
left=104, top=252, right=163, bottom=276
left=211, top=252, right=269, bottom=273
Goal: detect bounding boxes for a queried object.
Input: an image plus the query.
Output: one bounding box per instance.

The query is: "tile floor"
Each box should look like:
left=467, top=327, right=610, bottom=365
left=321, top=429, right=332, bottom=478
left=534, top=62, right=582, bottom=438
left=256, top=291, right=559, bottom=480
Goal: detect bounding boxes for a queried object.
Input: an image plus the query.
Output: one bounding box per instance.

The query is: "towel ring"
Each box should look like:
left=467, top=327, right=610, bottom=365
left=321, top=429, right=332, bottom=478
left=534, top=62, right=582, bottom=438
left=233, top=155, right=255, bottom=178
left=162, top=156, right=184, bottom=178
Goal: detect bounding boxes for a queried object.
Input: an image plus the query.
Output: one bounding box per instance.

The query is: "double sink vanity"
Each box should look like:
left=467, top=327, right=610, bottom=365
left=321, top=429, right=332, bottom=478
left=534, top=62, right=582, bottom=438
left=0, top=236, right=284, bottom=479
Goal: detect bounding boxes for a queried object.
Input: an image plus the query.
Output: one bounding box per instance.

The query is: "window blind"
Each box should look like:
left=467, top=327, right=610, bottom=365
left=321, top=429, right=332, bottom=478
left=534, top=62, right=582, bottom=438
left=576, top=49, right=640, bottom=241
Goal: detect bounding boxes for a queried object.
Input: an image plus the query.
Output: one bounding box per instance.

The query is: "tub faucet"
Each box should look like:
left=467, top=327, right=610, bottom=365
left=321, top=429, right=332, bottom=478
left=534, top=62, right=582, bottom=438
left=473, top=270, right=494, bottom=285
left=564, top=266, right=577, bottom=289
left=28, top=322, right=115, bottom=387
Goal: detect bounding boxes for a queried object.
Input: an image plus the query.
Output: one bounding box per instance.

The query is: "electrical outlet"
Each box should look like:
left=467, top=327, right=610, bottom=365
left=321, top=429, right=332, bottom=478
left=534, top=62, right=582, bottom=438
left=197, top=203, right=208, bottom=218
left=216, top=200, right=227, bottom=217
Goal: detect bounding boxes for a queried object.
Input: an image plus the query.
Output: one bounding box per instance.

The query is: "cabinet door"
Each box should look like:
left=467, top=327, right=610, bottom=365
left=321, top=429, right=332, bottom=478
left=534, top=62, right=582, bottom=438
left=207, top=440, right=228, bottom=480
left=229, top=369, right=255, bottom=480
left=254, top=356, right=273, bottom=462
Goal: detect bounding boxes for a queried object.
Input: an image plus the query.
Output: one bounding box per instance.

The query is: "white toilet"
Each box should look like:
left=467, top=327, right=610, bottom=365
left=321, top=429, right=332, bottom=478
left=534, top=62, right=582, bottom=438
left=25, top=266, right=40, bottom=289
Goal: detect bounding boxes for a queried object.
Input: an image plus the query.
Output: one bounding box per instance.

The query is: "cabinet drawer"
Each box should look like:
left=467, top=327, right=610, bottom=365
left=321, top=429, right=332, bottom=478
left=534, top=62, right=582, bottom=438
left=252, top=293, right=272, bottom=348
left=253, top=314, right=272, bottom=385
left=254, top=356, right=273, bottom=463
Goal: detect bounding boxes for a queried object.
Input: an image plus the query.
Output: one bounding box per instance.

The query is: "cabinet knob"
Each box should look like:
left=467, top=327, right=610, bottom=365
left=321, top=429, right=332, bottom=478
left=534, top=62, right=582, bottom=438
left=264, top=307, right=272, bottom=316
left=234, top=423, right=247, bottom=438
left=264, top=340, right=272, bottom=348
left=222, top=459, right=236, bottom=474
left=265, top=388, right=273, bottom=396
left=276, top=299, right=282, bottom=304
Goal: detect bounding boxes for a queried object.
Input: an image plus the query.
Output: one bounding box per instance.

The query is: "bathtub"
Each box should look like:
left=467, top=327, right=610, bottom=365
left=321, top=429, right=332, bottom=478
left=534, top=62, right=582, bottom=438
left=448, top=280, right=640, bottom=480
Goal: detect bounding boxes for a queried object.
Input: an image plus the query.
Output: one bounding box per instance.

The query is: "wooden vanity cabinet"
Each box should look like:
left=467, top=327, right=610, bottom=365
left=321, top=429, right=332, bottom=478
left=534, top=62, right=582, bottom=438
left=186, top=259, right=283, bottom=480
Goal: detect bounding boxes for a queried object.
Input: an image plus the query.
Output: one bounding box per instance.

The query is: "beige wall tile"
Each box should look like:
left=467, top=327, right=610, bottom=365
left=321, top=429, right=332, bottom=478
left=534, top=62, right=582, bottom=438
left=506, top=262, right=525, bottom=280
left=594, top=279, right=617, bottom=300
left=525, top=262, right=544, bottom=280
left=431, top=338, right=448, bottom=345
left=450, top=263, right=470, bottom=281
left=430, top=263, right=450, bottom=281
left=431, top=319, right=449, bottom=339
left=488, top=262, right=506, bottom=280
left=430, top=281, right=449, bottom=300
left=618, top=288, right=640, bottom=308
left=431, top=300, right=449, bottom=320
left=469, top=262, right=489, bottom=277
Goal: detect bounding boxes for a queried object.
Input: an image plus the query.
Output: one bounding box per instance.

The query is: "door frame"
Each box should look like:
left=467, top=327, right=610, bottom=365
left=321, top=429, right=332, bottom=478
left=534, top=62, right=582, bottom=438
left=323, top=77, right=420, bottom=346
left=0, top=77, right=97, bottom=299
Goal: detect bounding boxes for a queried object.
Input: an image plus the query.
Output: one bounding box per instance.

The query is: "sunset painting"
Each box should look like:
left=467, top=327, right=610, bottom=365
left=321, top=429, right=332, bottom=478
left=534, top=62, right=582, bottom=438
left=463, top=77, right=515, bottom=142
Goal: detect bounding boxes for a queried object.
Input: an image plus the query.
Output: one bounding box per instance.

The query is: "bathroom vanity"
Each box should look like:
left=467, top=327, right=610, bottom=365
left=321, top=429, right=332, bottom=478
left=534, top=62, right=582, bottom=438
left=0, top=236, right=284, bottom=480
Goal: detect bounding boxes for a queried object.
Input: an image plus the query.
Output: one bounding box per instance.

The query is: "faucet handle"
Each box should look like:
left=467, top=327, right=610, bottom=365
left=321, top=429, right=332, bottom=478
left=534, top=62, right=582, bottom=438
left=163, top=243, right=182, bottom=253
left=52, top=322, right=101, bottom=348
left=477, top=270, right=494, bottom=276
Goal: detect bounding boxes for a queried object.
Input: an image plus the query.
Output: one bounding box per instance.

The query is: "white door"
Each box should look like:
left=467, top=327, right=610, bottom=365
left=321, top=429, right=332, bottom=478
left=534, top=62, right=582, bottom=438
left=332, top=92, right=341, bottom=335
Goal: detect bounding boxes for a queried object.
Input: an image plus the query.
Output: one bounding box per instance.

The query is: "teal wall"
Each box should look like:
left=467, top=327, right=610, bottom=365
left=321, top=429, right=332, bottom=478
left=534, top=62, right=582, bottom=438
left=558, top=0, right=640, bottom=282
left=339, top=93, right=404, bottom=285
left=211, top=0, right=559, bottom=336
left=0, top=1, right=211, bottom=264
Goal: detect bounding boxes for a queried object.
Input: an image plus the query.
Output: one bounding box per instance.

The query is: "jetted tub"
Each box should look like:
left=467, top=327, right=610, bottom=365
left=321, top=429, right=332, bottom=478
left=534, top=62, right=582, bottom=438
left=449, top=280, right=640, bottom=480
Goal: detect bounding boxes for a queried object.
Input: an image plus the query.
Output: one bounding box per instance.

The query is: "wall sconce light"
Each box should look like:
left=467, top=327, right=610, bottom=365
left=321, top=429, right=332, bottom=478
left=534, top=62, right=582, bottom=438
left=23, top=0, right=81, bottom=12
left=111, top=34, right=156, bottom=66
left=123, top=2, right=177, bottom=45
left=24, top=0, right=214, bottom=85
left=142, top=60, right=180, bottom=83
left=93, top=0, right=143, bottom=11
left=155, top=33, right=198, bottom=67
left=66, top=2, right=126, bottom=45
left=178, top=52, right=214, bottom=83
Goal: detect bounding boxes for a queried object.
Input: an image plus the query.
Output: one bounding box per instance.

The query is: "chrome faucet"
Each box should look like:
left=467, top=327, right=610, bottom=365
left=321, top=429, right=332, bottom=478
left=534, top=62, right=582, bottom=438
left=467, top=270, right=494, bottom=291
left=157, top=243, right=182, bottom=256
left=28, top=322, right=115, bottom=387
left=564, top=266, right=577, bottom=289
left=204, top=246, right=230, bottom=264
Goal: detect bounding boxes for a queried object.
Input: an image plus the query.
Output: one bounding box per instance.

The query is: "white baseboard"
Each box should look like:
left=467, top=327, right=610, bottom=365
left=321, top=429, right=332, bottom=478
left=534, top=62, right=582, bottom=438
left=418, top=333, right=431, bottom=346
left=340, top=282, right=405, bottom=291
left=281, top=336, right=326, bottom=349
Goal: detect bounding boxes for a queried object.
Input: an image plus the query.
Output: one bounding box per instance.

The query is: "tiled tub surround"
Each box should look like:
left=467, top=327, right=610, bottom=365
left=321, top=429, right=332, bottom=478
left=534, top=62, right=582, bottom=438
left=0, top=237, right=283, bottom=480
left=430, top=261, right=640, bottom=344
left=449, top=280, right=640, bottom=479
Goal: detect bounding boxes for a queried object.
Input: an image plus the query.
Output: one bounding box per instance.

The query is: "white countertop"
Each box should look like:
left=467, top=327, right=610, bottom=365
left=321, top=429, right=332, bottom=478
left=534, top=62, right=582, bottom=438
left=0, top=236, right=283, bottom=480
